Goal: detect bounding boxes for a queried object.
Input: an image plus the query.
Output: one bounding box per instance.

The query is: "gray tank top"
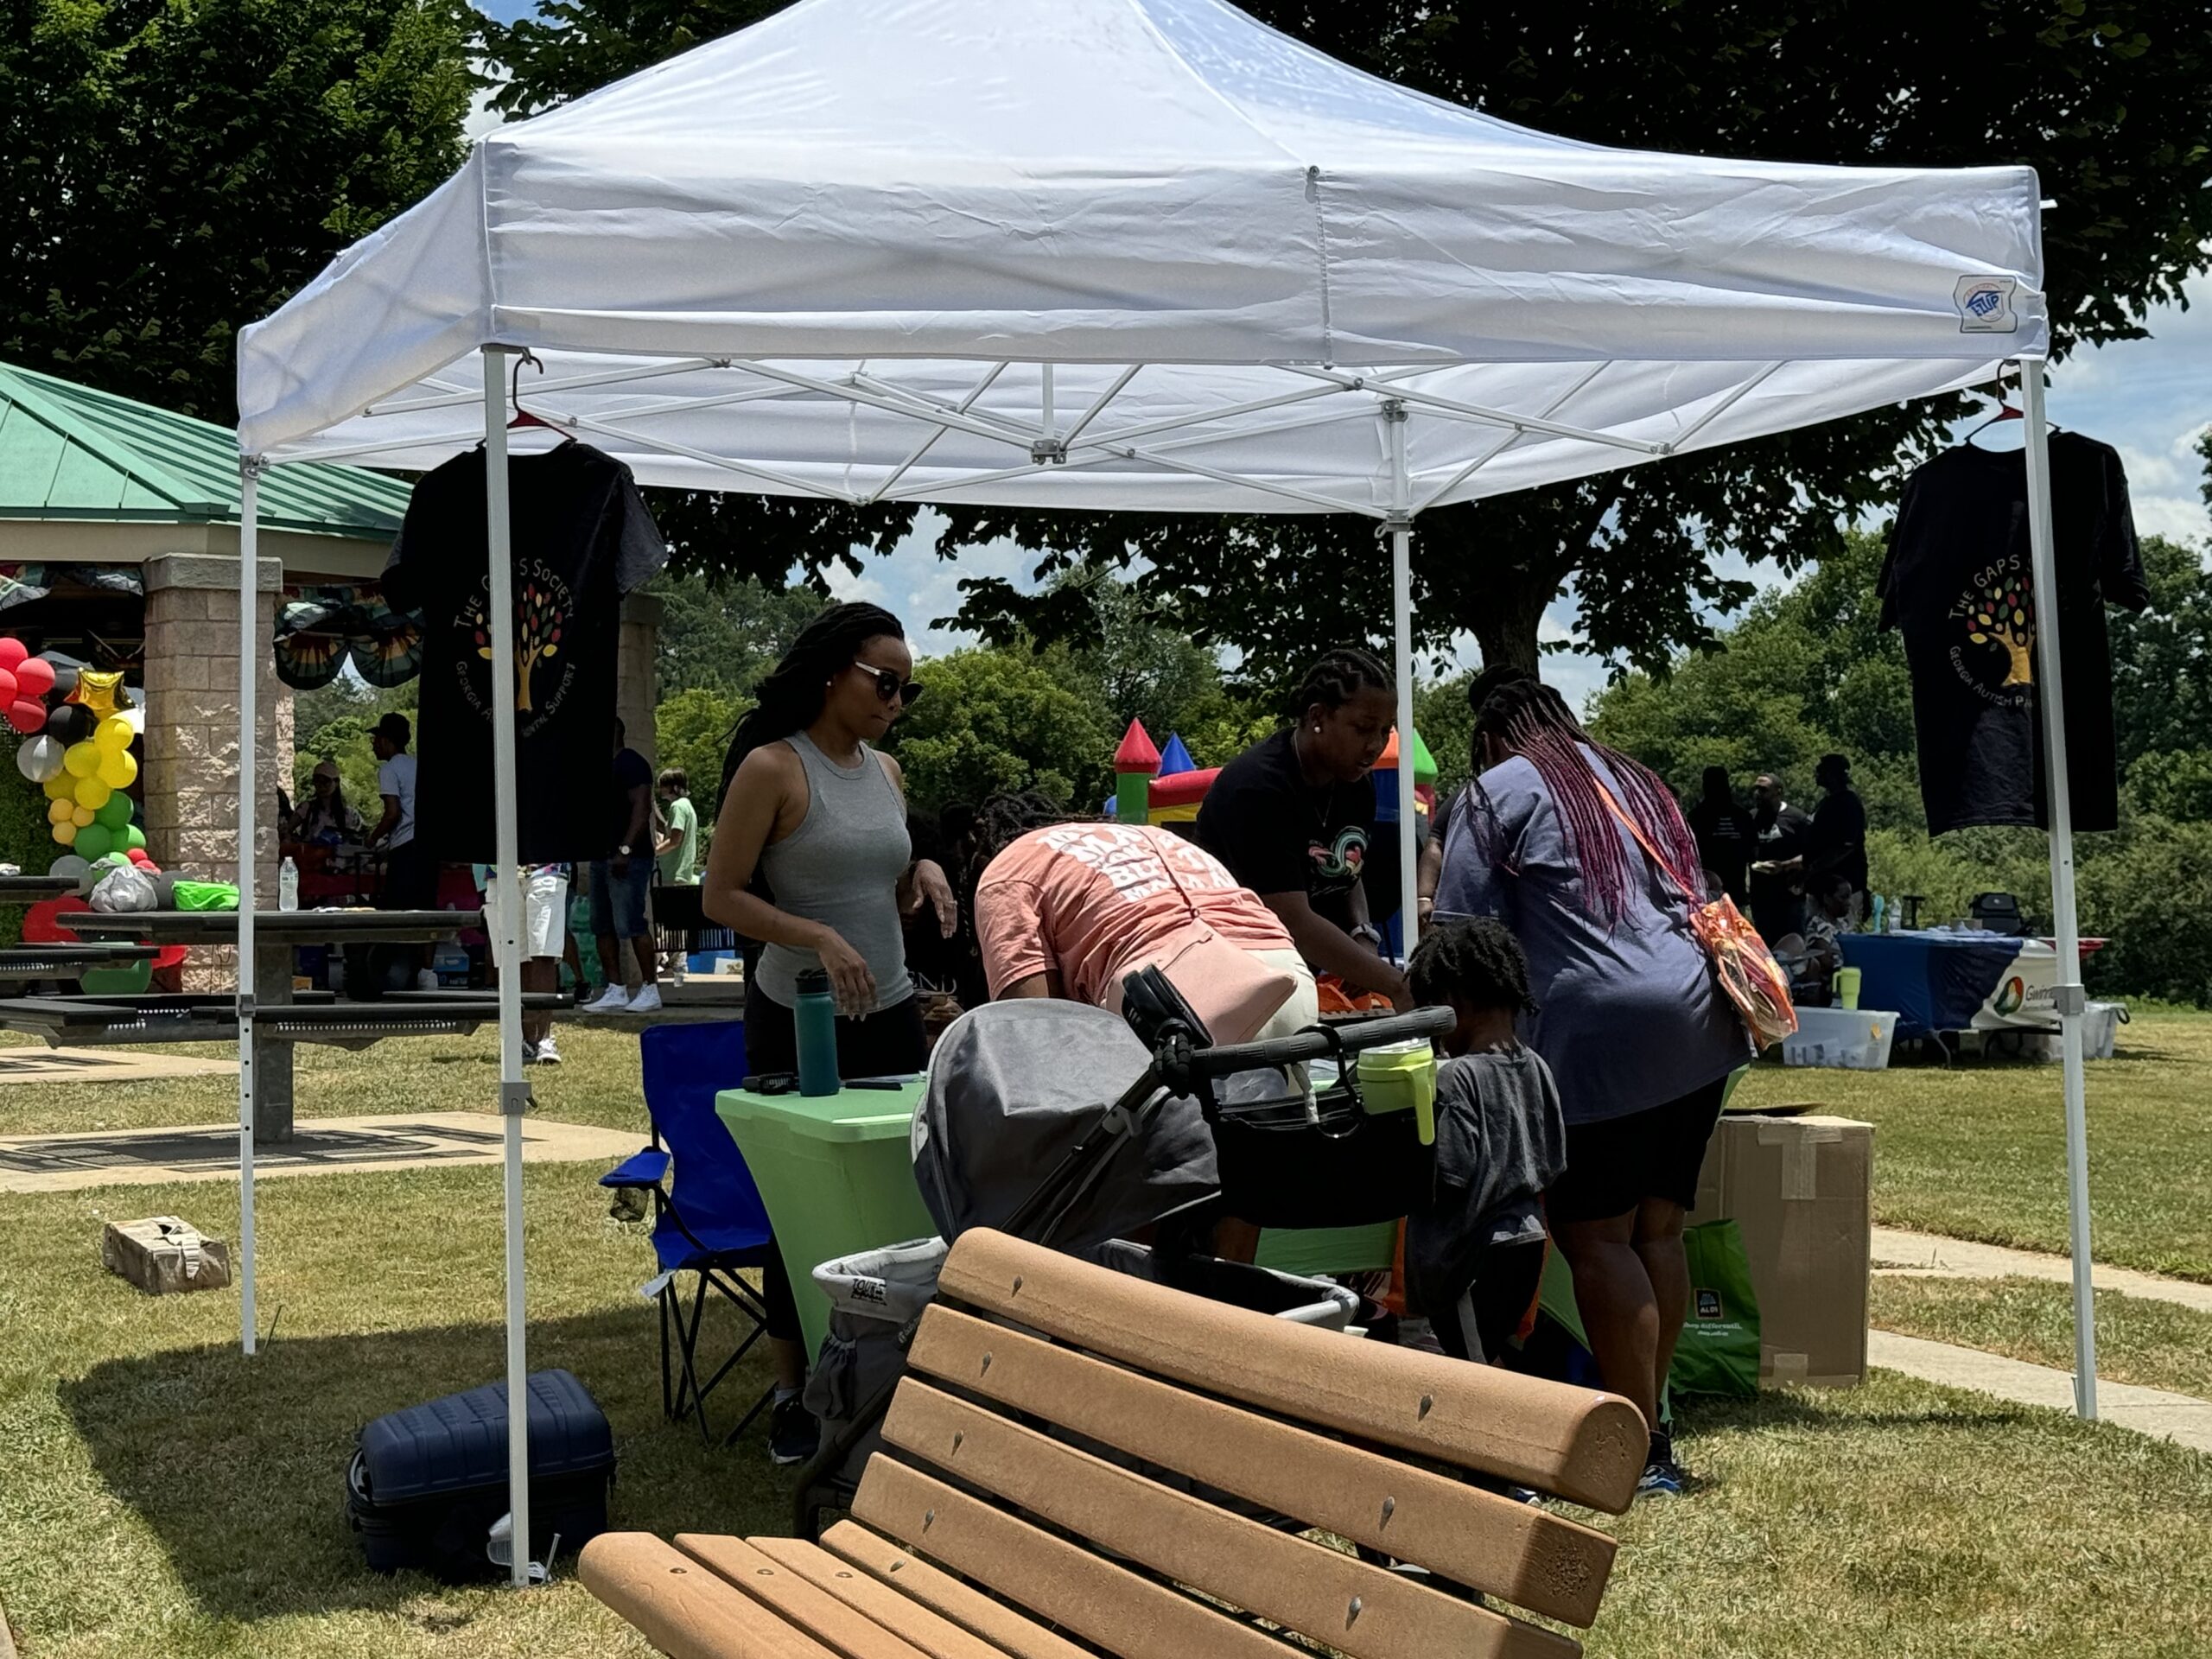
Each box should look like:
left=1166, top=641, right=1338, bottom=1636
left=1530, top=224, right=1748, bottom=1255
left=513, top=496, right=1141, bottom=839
left=754, top=730, right=914, bottom=1013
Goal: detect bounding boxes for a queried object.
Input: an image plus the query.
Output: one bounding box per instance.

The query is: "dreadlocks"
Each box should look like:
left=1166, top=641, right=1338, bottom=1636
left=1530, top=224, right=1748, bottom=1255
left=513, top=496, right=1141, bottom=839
left=1472, top=678, right=1703, bottom=924
left=1288, top=646, right=1391, bottom=721
left=1408, top=917, right=1537, bottom=1014
left=717, top=601, right=904, bottom=812
left=958, top=791, right=1095, bottom=918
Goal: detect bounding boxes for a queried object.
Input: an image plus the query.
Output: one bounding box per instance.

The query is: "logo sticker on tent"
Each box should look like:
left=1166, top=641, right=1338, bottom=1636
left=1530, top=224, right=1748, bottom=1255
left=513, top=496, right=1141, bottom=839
left=1954, top=276, right=2019, bottom=334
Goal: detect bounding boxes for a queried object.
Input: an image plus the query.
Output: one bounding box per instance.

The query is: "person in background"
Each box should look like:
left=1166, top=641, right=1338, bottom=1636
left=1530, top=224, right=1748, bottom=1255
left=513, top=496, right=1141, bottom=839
left=1197, top=647, right=1408, bottom=1008
left=290, top=759, right=363, bottom=844
left=365, top=712, right=439, bottom=990
left=481, top=861, right=570, bottom=1063
left=655, top=767, right=700, bottom=887
left=583, top=718, right=662, bottom=1015
left=1773, top=874, right=1855, bottom=1007
left=1433, top=677, right=1749, bottom=1499
left=1747, top=773, right=1812, bottom=944
left=1685, top=766, right=1756, bottom=904
left=1403, top=918, right=1567, bottom=1366
left=1802, top=753, right=1871, bottom=922
left=702, top=601, right=957, bottom=1466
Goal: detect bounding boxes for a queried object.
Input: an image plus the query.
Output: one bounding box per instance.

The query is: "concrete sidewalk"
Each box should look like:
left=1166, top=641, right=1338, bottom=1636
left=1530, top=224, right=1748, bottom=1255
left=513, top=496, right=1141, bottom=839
left=1869, top=1330, right=2212, bottom=1456
left=1874, top=1226, right=2212, bottom=1316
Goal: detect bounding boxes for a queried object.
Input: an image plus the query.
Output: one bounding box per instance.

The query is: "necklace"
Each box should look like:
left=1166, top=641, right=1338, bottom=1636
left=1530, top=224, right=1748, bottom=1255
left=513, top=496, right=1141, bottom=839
left=1290, top=728, right=1339, bottom=830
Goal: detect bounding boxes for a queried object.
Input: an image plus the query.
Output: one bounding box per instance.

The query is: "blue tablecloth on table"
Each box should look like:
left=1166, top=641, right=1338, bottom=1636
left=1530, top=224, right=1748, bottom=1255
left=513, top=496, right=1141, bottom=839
left=1837, top=931, right=2024, bottom=1039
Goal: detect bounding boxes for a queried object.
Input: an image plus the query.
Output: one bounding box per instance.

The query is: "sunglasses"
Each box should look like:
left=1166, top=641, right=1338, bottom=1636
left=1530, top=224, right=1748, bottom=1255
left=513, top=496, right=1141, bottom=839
left=852, top=659, right=924, bottom=707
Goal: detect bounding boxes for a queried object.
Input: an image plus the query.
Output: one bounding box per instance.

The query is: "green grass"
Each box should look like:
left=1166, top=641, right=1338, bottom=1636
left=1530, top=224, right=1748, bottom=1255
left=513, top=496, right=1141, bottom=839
left=1873, top=1275, right=2212, bottom=1402
left=1733, top=1008, right=2212, bottom=1281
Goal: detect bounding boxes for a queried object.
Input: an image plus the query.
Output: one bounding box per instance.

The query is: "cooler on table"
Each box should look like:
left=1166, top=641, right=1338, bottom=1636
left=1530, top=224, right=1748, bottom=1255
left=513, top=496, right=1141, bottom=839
left=716, top=1076, right=937, bottom=1360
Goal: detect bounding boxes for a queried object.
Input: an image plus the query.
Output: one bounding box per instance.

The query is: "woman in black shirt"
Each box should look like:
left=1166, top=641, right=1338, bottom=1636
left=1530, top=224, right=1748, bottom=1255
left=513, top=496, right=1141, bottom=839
left=1195, top=648, right=1408, bottom=1007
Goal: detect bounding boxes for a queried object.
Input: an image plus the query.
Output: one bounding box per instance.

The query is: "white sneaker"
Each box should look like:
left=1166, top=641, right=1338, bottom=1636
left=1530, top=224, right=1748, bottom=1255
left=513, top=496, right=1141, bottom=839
left=626, top=984, right=663, bottom=1015
left=582, top=984, right=632, bottom=1014
left=415, top=969, right=441, bottom=991
left=533, top=1032, right=562, bottom=1065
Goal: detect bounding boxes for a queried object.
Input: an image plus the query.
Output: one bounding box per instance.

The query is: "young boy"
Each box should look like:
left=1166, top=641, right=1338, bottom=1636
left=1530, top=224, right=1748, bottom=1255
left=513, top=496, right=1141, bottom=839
left=1402, top=918, right=1567, bottom=1366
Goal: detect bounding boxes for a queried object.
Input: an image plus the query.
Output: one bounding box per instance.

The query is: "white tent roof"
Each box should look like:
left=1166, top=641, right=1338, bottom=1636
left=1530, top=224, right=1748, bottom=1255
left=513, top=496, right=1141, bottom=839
left=238, top=0, right=2046, bottom=515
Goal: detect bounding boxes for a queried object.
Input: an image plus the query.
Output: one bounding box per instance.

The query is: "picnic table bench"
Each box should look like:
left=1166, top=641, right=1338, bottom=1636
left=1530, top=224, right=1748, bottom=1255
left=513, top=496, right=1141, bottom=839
left=0, top=988, right=569, bottom=1048
left=583, top=1229, right=1640, bottom=1659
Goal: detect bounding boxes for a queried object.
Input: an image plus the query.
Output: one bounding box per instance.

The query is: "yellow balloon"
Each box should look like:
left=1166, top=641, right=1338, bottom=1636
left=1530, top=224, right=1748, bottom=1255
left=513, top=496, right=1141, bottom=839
left=46, top=798, right=72, bottom=824
left=42, top=772, right=72, bottom=801
left=52, top=821, right=75, bottom=846
left=70, top=804, right=93, bottom=828
left=74, top=776, right=111, bottom=810
left=63, top=741, right=98, bottom=779
left=97, top=750, right=137, bottom=790
left=95, top=715, right=132, bottom=752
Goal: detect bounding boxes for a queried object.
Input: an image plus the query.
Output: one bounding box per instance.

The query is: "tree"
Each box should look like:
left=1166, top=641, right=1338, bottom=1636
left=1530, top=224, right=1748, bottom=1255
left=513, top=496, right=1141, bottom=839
left=883, top=645, right=1118, bottom=811
left=651, top=571, right=823, bottom=699
left=292, top=677, right=418, bottom=822
left=2, top=0, right=474, bottom=420
left=655, top=683, right=747, bottom=840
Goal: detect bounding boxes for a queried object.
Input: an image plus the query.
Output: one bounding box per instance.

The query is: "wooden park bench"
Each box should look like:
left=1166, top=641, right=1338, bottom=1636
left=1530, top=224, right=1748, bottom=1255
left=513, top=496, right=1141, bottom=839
left=582, top=1228, right=1643, bottom=1658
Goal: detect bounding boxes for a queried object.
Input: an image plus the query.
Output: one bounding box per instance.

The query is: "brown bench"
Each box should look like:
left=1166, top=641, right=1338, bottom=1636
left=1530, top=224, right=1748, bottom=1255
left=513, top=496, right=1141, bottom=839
left=582, top=1228, right=1643, bottom=1658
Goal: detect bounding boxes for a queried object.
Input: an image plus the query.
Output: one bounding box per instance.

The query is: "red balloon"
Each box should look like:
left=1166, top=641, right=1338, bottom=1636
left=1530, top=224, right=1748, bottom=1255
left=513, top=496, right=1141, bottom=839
left=14, top=656, right=54, bottom=697
left=0, top=670, right=16, bottom=706
left=0, top=638, right=25, bottom=671
left=5, top=700, right=46, bottom=735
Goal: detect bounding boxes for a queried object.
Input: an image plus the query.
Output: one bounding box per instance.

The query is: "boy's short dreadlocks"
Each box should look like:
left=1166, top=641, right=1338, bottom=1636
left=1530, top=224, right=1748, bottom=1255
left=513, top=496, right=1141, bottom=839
left=1407, top=917, right=1537, bottom=1014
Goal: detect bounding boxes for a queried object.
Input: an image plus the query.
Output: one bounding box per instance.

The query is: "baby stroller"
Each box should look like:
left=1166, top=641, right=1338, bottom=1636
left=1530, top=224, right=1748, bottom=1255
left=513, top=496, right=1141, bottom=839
left=794, top=982, right=1450, bottom=1535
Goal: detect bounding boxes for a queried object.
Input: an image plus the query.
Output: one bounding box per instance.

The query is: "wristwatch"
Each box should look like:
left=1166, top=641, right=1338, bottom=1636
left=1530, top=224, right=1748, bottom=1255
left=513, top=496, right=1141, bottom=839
left=1350, top=923, right=1382, bottom=946
left=617, top=843, right=633, bottom=857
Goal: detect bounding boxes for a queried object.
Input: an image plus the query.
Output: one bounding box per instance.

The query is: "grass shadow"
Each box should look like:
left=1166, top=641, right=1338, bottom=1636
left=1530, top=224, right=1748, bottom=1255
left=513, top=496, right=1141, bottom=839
left=1674, top=1387, right=2037, bottom=1438
left=57, top=1304, right=791, bottom=1626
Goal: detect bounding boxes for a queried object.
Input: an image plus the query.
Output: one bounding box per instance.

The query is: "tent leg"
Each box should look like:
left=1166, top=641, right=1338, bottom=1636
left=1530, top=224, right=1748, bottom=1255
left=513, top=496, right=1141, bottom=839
left=481, top=350, right=535, bottom=1579
left=2020, top=357, right=2097, bottom=1421
left=1383, top=403, right=1419, bottom=956
left=236, top=457, right=262, bottom=1358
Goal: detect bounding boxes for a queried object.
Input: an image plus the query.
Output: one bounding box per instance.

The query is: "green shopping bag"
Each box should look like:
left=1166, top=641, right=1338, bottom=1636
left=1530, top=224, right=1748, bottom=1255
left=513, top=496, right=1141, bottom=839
left=1671, top=1219, right=1762, bottom=1399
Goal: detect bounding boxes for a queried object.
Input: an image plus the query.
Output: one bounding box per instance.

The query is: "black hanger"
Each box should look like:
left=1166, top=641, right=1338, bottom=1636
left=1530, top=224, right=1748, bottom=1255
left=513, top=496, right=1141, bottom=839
left=508, top=348, right=557, bottom=430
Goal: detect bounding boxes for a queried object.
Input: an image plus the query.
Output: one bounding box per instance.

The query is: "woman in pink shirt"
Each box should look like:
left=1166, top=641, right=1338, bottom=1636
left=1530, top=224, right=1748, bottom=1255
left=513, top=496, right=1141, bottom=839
left=964, top=793, right=1319, bottom=1046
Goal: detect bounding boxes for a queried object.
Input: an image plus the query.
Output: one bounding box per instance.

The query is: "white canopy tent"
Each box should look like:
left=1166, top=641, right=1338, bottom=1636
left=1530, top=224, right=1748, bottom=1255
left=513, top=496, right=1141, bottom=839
left=235, top=0, right=2093, bottom=1582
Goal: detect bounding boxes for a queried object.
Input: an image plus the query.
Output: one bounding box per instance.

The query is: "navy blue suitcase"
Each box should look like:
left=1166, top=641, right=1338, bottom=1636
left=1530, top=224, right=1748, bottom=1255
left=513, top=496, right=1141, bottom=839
left=346, top=1368, right=614, bottom=1580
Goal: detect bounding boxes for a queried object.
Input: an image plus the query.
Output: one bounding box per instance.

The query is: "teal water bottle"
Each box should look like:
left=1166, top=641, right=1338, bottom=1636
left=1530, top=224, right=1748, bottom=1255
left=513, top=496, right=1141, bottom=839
left=794, top=968, right=839, bottom=1097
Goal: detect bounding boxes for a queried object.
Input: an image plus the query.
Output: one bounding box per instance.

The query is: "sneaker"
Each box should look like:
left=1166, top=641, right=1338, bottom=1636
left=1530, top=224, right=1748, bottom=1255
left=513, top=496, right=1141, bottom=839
left=533, top=1031, right=562, bottom=1065
left=626, top=984, right=663, bottom=1015
left=1637, top=1459, right=1688, bottom=1499
left=582, top=984, right=633, bottom=1014
left=768, top=1395, right=820, bottom=1466
left=522, top=1039, right=540, bottom=1065
left=415, top=969, right=442, bottom=991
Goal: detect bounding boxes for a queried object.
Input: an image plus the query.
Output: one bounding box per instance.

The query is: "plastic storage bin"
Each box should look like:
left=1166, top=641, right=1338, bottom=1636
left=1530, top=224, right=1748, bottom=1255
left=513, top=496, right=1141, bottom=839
left=1781, top=1006, right=1899, bottom=1071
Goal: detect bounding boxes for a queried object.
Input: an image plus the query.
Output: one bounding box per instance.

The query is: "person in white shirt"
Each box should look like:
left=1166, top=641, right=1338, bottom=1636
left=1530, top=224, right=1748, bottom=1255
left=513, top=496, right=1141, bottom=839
left=366, top=712, right=438, bottom=988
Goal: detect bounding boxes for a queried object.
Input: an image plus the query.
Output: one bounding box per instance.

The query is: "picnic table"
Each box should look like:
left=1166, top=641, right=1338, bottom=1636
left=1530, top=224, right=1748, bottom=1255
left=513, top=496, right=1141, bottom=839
left=0, top=875, right=77, bottom=900
left=1838, top=929, right=2107, bottom=1047
left=0, top=944, right=160, bottom=989
left=29, top=909, right=485, bottom=1143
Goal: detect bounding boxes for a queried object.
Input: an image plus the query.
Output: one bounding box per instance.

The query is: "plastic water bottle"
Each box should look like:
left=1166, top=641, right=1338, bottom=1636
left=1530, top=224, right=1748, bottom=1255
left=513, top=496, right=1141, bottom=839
left=278, top=856, right=299, bottom=912
left=794, top=968, right=839, bottom=1097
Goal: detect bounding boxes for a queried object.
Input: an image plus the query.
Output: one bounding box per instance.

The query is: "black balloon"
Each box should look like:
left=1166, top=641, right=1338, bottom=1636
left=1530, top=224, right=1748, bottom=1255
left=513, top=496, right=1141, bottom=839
left=44, top=703, right=94, bottom=745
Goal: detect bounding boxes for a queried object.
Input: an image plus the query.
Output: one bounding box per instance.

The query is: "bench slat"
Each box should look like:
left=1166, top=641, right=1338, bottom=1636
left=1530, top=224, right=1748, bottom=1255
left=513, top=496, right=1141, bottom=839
left=578, top=1531, right=842, bottom=1659
left=937, top=1229, right=1641, bottom=1510
left=820, top=1522, right=1093, bottom=1659
left=747, top=1536, right=1016, bottom=1659
left=879, top=1382, right=1580, bottom=1659
left=906, top=1305, right=1614, bottom=1627
left=676, top=1534, right=937, bottom=1659
left=849, top=1457, right=1302, bottom=1659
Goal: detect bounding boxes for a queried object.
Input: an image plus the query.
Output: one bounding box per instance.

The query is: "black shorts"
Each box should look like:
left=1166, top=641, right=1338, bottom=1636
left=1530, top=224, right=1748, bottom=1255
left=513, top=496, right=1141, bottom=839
left=378, top=839, right=438, bottom=912
left=1547, top=1077, right=1729, bottom=1225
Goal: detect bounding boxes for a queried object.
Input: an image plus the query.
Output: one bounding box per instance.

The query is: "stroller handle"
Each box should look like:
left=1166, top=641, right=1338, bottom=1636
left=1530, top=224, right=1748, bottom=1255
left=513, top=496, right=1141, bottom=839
left=1179, top=1006, right=1452, bottom=1079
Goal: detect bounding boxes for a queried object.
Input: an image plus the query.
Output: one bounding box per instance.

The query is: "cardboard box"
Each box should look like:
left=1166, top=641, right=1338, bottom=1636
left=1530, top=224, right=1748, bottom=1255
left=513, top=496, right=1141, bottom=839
left=101, top=1216, right=231, bottom=1296
left=1687, top=1114, right=1872, bottom=1389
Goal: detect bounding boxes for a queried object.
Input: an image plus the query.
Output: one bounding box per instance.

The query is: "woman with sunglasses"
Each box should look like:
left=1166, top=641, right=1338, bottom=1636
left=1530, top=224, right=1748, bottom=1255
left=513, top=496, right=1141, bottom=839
left=702, top=600, right=955, bottom=1464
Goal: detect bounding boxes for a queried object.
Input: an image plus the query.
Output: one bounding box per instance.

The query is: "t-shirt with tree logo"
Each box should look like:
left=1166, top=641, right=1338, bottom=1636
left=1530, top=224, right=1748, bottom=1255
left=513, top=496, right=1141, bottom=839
left=384, top=441, right=667, bottom=861
left=1881, top=433, right=2147, bottom=836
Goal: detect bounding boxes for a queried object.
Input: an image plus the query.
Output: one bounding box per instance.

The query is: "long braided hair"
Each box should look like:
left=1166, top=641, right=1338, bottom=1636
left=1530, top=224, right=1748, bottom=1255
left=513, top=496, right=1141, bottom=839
left=717, top=601, right=905, bottom=813
left=1287, top=645, right=1392, bottom=722
left=1471, top=677, right=1702, bottom=924
left=959, top=791, right=1092, bottom=917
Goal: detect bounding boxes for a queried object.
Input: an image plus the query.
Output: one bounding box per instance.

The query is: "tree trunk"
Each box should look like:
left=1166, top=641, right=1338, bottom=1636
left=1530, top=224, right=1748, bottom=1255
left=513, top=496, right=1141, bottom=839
left=1458, top=564, right=1560, bottom=678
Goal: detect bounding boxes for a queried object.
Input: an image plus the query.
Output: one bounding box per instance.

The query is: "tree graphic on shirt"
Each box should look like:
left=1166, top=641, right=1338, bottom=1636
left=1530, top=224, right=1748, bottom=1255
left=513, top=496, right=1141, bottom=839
left=1967, top=573, right=2035, bottom=688
left=472, top=581, right=566, bottom=712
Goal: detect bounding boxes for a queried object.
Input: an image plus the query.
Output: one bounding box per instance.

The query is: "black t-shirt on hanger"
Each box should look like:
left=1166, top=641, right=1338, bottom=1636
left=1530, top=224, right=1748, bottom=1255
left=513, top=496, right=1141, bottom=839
left=384, top=441, right=668, bottom=863
left=1879, top=432, right=2147, bottom=836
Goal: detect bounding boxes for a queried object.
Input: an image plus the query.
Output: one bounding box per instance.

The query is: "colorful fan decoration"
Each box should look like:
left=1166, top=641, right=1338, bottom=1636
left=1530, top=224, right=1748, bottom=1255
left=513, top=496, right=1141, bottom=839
left=273, top=599, right=359, bottom=690
left=349, top=603, right=426, bottom=689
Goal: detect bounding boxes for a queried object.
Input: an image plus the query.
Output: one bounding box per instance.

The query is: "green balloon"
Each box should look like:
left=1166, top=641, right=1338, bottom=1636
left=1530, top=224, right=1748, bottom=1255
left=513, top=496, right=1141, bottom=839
left=122, top=824, right=146, bottom=852
left=95, top=793, right=133, bottom=830
left=73, top=823, right=112, bottom=861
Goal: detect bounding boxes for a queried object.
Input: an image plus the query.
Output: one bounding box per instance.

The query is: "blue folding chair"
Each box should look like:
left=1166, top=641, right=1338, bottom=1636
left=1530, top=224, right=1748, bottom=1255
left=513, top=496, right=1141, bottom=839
left=599, top=1020, right=778, bottom=1445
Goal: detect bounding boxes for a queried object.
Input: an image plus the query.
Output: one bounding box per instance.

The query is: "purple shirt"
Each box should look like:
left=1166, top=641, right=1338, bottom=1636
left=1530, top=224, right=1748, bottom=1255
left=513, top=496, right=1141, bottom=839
left=1434, top=748, right=1749, bottom=1125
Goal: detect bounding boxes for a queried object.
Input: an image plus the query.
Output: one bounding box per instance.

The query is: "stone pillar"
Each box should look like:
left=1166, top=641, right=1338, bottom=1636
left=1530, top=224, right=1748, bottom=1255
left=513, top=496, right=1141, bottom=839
left=142, top=554, right=292, bottom=993
left=618, top=591, right=664, bottom=766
